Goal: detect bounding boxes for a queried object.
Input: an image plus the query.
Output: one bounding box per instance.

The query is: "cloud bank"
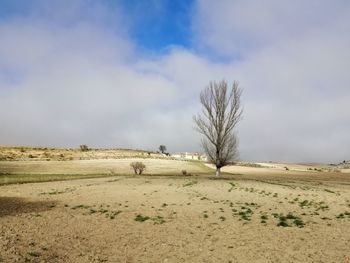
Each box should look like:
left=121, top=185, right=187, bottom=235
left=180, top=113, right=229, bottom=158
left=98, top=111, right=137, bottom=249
left=0, top=0, right=349, bottom=163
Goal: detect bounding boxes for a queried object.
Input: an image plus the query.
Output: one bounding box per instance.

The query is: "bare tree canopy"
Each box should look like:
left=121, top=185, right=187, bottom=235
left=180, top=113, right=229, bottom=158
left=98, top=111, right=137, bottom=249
left=159, top=145, right=167, bottom=154
left=130, top=162, right=146, bottom=175
left=193, top=80, right=243, bottom=176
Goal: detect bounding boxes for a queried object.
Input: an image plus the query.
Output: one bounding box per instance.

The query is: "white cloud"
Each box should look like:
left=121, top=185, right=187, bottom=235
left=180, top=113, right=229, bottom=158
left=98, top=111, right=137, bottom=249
left=0, top=12, right=183, bottom=149
left=192, top=0, right=350, bottom=162
left=0, top=0, right=349, bottom=162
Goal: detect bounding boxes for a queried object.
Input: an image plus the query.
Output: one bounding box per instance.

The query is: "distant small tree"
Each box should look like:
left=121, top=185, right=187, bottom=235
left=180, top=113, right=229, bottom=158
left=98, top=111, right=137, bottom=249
left=193, top=80, right=243, bottom=176
left=159, top=145, right=167, bottom=154
left=80, top=145, right=89, bottom=152
left=130, top=162, right=146, bottom=175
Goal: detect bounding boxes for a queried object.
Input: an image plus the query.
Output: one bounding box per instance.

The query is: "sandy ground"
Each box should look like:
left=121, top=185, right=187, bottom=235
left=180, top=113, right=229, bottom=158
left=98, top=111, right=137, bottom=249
left=1, top=166, right=350, bottom=262
left=0, top=146, right=162, bottom=161
left=0, top=159, right=209, bottom=176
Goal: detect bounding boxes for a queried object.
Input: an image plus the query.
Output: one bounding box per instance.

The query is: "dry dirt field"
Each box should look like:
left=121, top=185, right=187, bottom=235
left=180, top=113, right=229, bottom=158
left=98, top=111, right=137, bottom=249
left=1, top=158, right=350, bottom=263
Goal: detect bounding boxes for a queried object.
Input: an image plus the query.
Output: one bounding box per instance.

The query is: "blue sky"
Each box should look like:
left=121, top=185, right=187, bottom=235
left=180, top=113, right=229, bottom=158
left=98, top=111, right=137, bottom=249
left=0, top=0, right=350, bottom=162
left=0, top=0, right=193, bottom=52
left=119, top=0, right=193, bottom=51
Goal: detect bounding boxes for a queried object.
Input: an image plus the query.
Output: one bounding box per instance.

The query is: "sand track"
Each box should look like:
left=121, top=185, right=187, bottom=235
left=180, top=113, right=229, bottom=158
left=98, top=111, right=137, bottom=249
left=1, top=172, right=350, bottom=262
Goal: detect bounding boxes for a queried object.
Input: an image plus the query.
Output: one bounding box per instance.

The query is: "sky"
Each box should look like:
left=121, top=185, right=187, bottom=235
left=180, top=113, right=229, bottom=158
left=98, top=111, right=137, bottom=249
left=0, top=0, right=349, bottom=163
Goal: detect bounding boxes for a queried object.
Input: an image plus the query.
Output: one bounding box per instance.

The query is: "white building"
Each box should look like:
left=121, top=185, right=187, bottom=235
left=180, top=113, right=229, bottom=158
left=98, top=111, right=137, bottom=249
left=172, top=152, right=207, bottom=161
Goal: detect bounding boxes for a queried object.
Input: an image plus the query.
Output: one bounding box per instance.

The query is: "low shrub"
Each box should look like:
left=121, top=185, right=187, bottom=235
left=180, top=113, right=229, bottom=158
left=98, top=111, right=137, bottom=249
left=130, top=162, right=146, bottom=175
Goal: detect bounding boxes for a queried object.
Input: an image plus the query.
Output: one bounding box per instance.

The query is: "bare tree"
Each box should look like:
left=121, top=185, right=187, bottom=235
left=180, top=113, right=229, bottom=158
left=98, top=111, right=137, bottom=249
left=159, top=145, right=167, bottom=154
left=79, top=145, right=89, bottom=152
left=193, top=80, right=242, bottom=176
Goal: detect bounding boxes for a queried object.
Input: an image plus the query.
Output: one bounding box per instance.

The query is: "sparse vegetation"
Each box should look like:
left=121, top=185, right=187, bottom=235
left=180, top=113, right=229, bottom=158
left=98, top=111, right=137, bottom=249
left=183, top=180, right=198, bottom=187
left=228, top=182, right=236, bottom=192
left=1, top=146, right=350, bottom=263
left=299, top=200, right=311, bottom=208
left=336, top=211, right=350, bottom=219
left=39, top=188, right=75, bottom=195
left=276, top=213, right=304, bottom=228
left=236, top=206, right=253, bottom=221
left=27, top=251, right=40, bottom=257
left=71, top=204, right=90, bottom=210
left=130, top=162, right=146, bottom=175
left=324, top=189, right=335, bottom=194
left=134, top=214, right=165, bottom=224
left=80, top=145, right=89, bottom=152
left=260, top=214, right=268, bottom=224
left=152, top=215, right=166, bottom=224
left=134, top=214, right=150, bottom=222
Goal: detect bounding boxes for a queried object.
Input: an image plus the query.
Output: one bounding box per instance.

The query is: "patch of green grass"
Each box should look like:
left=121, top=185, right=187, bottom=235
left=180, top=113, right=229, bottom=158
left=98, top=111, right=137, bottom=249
left=276, top=213, right=304, bottom=228
left=71, top=204, right=90, bottom=210
left=89, top=208, right=97, bottom=214
left=315, top=204, right=329, bottom=211
left=276, top=214, right=290, bottom=227
left=228, top=182, right=236, bottom=192
left=134, top=214, right=150, bottom=222
left=39, top=187, right=75, bottom=195
left=260, top=214, right=268, bottom=220
left=106, top=178, right=121, bottom=182
left=219, top=216, right=226, bottom=221
left=183, top=180, right=198, bottom=187
left=238, top=209, right=253, bottom=221
left=96, top=256, right=108, bottom=262
left=73, top=204, right=121, bottom=219
left=260, top=214, right=268, bottom=224
left=277, top=220, right=289, bottom=227
left=299, top=200, right=312, bottom=208
left=40, top=190, right=63, bottom=195
left=134, top=214, right=165, bottom=224
left=293, top=218, right=305, bottom=227
left=30, top=213, right=42, bottom=217
left=108, top=211, right=121, bottom=219
left=27, top=251, right=40, bottom=257
left=336, top=212, right=350, bottom=219
left=285, top=212, right=298, bottom=220
left=98, top=208, right=108, bottom=214
left=152, top=215, right=166, bottom=224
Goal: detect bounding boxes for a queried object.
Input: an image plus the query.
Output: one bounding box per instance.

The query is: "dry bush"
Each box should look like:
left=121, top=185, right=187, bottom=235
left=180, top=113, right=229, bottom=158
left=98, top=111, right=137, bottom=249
left=130, top=162, right=146, bottom=175
left=80, top=145, right=89, bottom=152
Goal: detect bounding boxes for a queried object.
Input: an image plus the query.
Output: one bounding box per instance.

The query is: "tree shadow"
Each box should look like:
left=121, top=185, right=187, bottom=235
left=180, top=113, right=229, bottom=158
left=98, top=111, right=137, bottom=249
left=0, top=197, right=57, bottom=217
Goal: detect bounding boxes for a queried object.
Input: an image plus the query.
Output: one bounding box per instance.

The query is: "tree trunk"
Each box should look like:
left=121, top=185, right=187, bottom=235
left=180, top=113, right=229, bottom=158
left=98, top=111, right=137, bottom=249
left=216, top=167, right=221, bottom=176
